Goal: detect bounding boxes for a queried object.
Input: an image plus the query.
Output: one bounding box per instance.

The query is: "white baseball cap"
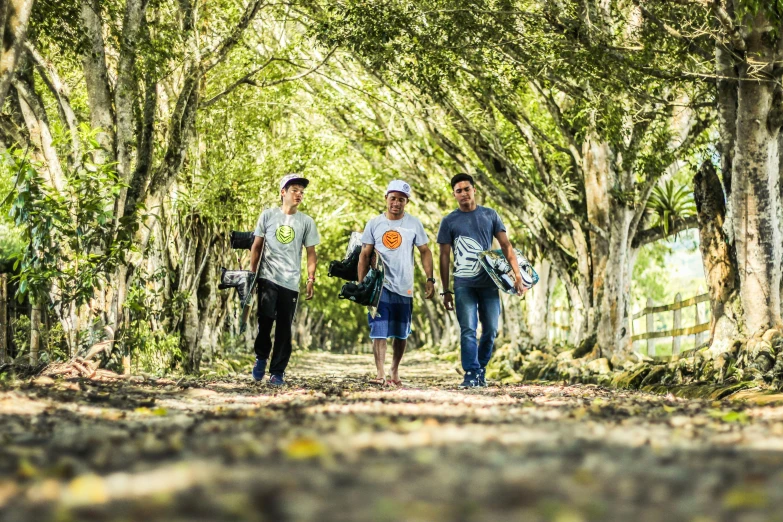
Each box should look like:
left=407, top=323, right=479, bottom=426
left=385, top=179, right=412, bottom=198
left=279, top=173, right=309, bottom=191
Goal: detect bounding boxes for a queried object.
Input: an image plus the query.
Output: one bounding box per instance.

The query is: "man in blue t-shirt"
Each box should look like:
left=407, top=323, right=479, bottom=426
left=437, top=173, right=527, bottom=388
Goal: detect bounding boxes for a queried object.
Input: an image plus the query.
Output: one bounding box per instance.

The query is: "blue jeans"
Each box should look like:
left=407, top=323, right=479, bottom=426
left=455, top=286, right=501, bottom=372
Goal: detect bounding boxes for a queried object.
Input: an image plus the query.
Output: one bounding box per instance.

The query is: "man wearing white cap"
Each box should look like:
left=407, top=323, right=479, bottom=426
left=357, top=180, right=435, bottom=386
left=249, top=174, right=320, bottom=386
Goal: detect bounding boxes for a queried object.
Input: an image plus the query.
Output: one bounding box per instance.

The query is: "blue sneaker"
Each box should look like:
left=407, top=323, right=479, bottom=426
left=459, top=371, right=480, bottom=389
left=478, top=368, right=488, bottom=387
left=268, top=374, right=285, bottom=387
left=252, top=359, right=266, bottom=382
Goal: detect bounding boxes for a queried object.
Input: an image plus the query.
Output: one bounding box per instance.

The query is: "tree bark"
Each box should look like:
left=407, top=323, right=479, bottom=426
left=527, top=259, right=554, bottom=346
left=13, top=72, right=65, bottom=191
left=730, top=15, right=782, bottom=334
left=716, top=42, right=737, bottom=206
left=0, top=0, right=34, bottom=110
left=79, top=0, right=116, bottom=160
left=29, top=298, right=40, bottom=364
left=583, top=132, right=632, bottom=358
left=693, top=160, right=741, bottom=352
left=0, top=273, right=6, bottom=363
left=113, top=0, right=147, bottom=223
left=596, top=205, right=635, bottom=358
left=26, top=43, right=81, bottom=168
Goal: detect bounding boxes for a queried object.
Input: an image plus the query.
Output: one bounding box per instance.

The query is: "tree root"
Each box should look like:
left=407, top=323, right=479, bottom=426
left=487, top=328, right=783, bottom=398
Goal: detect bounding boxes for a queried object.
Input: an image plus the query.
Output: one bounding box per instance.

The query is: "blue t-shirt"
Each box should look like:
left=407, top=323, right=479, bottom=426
left=436, top=206, right=506, bottom=288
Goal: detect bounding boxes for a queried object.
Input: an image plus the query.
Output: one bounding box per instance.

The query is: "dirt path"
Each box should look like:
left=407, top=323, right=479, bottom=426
left=2, top=350, right=783, bottom=521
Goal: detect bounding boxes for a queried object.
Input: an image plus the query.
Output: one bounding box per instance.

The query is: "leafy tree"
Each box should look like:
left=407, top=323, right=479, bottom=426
left=308, top=0, right=713, bottom=358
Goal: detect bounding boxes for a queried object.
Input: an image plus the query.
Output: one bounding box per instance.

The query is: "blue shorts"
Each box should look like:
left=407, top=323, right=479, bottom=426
left=368, top=290, right=413, bottom=340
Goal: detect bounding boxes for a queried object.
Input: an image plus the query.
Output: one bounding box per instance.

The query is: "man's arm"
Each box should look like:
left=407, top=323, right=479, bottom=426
left=438, top=243, right=451, bottom=290
left=417, top=244, right=435, bottom=299
left=357, top=244, right=375, bottom=282
left=305, top=245, right=317, bottom=300
left=495, top=231, right=527, bottom=295
left=438, top=243, right=454, bottom=310
left=250, top=236, right=265, bottom=273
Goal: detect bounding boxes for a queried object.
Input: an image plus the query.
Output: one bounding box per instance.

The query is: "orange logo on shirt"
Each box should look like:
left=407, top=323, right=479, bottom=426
left=382, top=230, right=402, bottom=249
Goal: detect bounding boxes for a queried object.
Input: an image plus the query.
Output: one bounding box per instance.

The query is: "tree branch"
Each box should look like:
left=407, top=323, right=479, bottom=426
left=13, top=73, right=66, bottom=191
left=712, top=2, right=746, bottom=52
left=25, top=42, right=81, bottom=169
left=631, top=214, right=699, bottom=248
left=629, top=112, right=711, bottom=240
left=202, top=0, right=267, bottom=73
left=201, top=48, right=336, bottom=108
left=529, top=81, right=584, bottom=168
left=634, top=2, right=714, bottom=61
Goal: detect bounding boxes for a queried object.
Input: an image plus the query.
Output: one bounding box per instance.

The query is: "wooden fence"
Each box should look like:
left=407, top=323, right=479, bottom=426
left=631, top=293, right=710, bottom=357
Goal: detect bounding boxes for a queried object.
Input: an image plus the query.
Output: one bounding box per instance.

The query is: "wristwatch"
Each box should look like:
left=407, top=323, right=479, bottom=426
left=426, top=277, right=436, bottom=284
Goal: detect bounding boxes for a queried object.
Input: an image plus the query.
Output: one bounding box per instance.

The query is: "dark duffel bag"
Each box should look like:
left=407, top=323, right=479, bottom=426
left=230, top=231, right=254, bottom=250
left=328, top=245, right=361, bottom=282
left=339, top=266, right=382, bottom=306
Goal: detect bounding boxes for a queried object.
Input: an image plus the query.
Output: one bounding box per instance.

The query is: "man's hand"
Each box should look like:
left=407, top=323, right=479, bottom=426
left=305, top=280, right=315, bottom=300
left=442, top=292, right=454, bottom=311
left=424, top=280, right=435, bottom=299
left=513, top=276, right=528, bottom=296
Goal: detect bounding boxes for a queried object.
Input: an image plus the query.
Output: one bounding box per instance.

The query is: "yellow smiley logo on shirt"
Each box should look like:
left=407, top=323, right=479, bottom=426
left=276, top=225, right=295, bottom=244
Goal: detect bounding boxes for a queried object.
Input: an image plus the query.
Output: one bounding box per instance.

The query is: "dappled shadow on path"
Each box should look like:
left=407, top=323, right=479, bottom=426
left=2, top=351, right=783, bottom=521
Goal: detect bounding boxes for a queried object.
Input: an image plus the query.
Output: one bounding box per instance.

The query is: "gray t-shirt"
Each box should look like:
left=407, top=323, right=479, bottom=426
left=254, top=208, right=320, bottom=292
left=361, top=213, right=428, bottom=297
left=436, top=205, right=505, bottom=288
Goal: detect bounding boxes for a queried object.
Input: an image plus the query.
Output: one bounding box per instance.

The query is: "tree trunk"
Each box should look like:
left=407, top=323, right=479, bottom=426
left=419, top=295, right=442, bottom=346
left=79, top=0, right=116, bottom=160
left=595, top=207, right=635, bottom=359
left=29, top=298, right=40, bottom=364
left=716, top=42, right=737, bottom=207
left=0, top=0, right=34, bottom=110
left=730, top=18, right=782, bottom=334
left=182, top=290, right=200, bottom=373
left=693, top=161, right=741, bottom=352
left=567, top=287, right=588, bottom=347
left=0, top=273, right=6, bottom=363
left=113, top=0, right=146, bottom=223
left=527, top=259, right=554, bottom=346
left=583, top=132, right=635, bottom=358
left=14, top=73, right=65, bottom=191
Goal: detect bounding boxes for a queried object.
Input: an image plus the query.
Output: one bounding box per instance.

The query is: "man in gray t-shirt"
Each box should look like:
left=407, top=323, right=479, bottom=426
left=249, top=174, right=320, bottom=386
left=361, top=212, right=428, bottom=298
left=358, top=180, right=435, bottom=386
left=254, top=207, right=319, bottom=292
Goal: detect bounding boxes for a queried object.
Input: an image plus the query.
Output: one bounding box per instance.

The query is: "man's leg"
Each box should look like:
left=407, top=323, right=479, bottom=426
left=455, top=286, right=480, bottom=372
left=389, top=338, right=407, bottom=382
left=268, top=284, right=299, bottom=376
left=254, top=280, right=277, bottom=368
left=476, top=287, right=501, bottom=368
left=373, top=338, right=387, bottom=381
left=369, top=290, right=393, bottom=382
left=253, top=306, right=274, bottom=381
left=254, top=318, right=274, bottom=360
